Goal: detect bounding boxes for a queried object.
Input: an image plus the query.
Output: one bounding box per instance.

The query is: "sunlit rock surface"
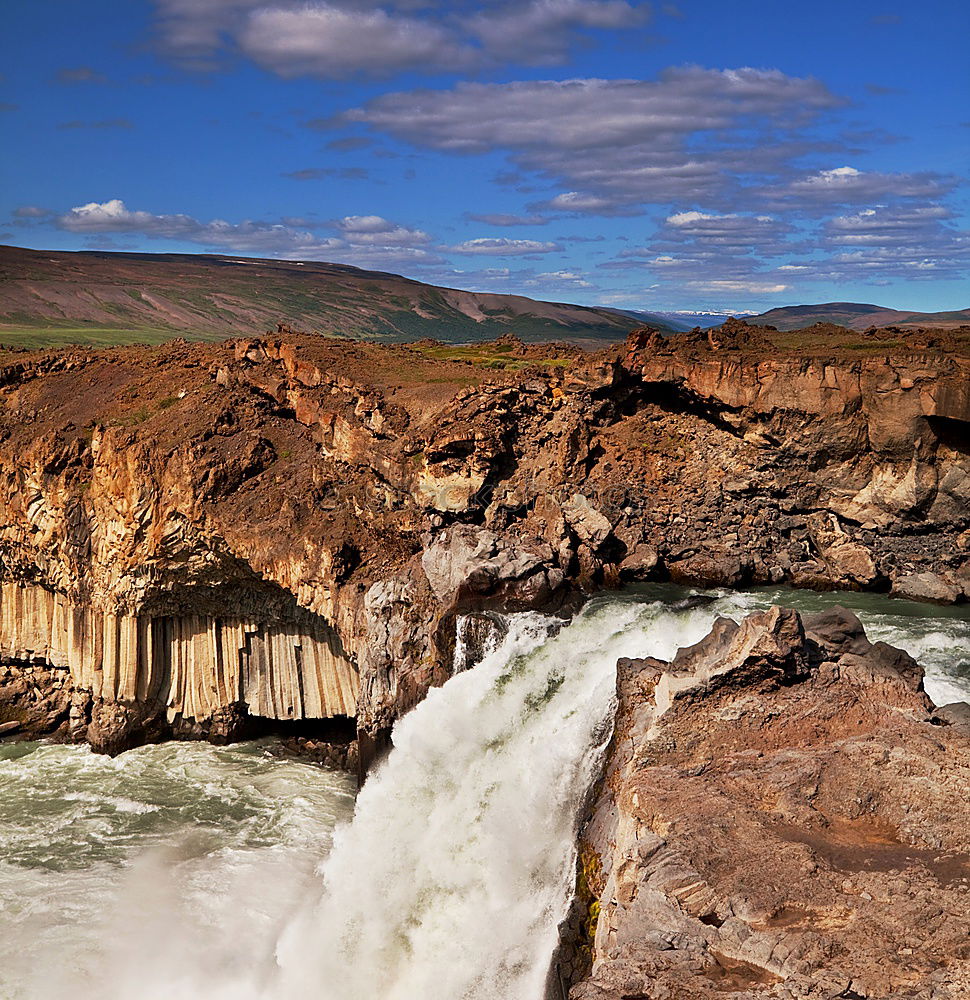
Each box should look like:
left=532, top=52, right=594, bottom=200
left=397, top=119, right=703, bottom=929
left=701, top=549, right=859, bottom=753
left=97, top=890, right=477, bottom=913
left=0, top=323, right=967, bottom=754
left=568, top=605, right=970, bottom=999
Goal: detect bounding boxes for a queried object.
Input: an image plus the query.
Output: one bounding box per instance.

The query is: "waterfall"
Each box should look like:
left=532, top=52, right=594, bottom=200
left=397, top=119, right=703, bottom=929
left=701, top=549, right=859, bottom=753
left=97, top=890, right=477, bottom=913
left=4, top=587, right=966, bottom=1000
left=2, top=595, right=716, bottom=1000
left=271, top=596, right=716, bottom=1000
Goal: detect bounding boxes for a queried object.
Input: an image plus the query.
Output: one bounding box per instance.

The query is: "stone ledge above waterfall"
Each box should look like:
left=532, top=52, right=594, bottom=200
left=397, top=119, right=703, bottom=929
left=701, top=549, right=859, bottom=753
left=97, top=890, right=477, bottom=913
left=568, top=605, right=970, bottom=999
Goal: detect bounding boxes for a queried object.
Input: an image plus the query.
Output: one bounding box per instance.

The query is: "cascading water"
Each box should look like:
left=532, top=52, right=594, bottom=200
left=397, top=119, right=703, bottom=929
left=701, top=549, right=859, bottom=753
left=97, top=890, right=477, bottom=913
left=273, top=603, right=645, bottom=1000
left=1, top=587, right=968, bottom=1000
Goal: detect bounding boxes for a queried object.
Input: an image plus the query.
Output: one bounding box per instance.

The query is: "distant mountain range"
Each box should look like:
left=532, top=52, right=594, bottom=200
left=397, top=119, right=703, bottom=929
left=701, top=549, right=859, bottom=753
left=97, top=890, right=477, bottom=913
left=619, top=309, right=758, bottom=331
left=748, top=302, right=970, bottom=332
left=0, top=244, right=658, bottom=349
left=2, top=247, right=965, bottom=350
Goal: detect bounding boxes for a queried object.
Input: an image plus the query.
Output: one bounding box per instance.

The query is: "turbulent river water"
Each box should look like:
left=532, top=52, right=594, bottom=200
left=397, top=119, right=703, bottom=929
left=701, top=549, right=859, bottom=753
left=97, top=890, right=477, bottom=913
left=1, top=586, right=968, bottom=1000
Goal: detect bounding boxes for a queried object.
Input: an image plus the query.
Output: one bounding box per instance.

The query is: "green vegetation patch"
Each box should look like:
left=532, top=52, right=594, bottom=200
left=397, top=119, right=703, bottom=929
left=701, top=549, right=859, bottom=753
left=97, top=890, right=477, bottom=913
left=411, top=342, right=574, bottom=372
left=0, top=326, right=225, bottom=350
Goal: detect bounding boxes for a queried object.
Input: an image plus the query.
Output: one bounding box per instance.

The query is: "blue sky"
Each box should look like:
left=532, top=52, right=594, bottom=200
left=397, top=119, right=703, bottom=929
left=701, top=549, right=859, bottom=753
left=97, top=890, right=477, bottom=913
left=1, top=0, right=968, bottom=312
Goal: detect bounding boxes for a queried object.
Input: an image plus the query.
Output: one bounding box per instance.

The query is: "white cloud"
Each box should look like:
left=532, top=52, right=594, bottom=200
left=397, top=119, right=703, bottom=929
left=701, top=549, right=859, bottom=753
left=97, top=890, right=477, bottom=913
left=152, top=0, right=652, bottom=76
left=446, top=237, right=563, bottom=256
left=468, top=0, right=648, bottom=64
left=464, top=212, right=551, bottom=227
left=343, top=68, right=844, bottom=212
left=345, top=70, right=841, bottom=153
left=59, top=199, right=200, bottom=235
left=336, top=214, right=431, bottom=245
left=337, top=214, right=399, bottom=234
left=810, top=204, right=970, bottom=279
left=13, top=205, right=53, bottom=219
left=687, top=280, right=789, bottom=294
left=55, top=198, right=443, bottom=268
left=771, top=165, right=956, bottom=209
left=238, top=5, right=465, bottom=78
left=527, top=269, right=593, bottom=287
left=828, top=204, right=952, bottom=245
left=542, top=191, right=639, bottom=214
left=667, top=210, right=721, bottom=226
left=652, top=211, right=794, bottom=255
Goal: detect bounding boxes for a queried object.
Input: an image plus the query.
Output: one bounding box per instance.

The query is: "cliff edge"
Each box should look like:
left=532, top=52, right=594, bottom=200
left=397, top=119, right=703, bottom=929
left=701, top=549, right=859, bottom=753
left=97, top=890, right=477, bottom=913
left=0, top=323, right=967, bottom=759
left=565, top=606, right=970, bottom=999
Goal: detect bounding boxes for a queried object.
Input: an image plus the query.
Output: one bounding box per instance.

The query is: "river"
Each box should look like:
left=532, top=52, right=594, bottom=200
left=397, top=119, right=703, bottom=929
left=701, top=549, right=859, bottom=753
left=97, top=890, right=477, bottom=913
left=1, top=586, right=967, bottom=1000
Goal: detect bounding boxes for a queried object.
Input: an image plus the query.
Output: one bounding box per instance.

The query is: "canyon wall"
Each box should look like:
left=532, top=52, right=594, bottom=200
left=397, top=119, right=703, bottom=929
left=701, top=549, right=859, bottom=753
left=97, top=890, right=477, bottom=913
left=0, top=580, right=357, bottom=750
left=0, top=324, right=967, bottom=754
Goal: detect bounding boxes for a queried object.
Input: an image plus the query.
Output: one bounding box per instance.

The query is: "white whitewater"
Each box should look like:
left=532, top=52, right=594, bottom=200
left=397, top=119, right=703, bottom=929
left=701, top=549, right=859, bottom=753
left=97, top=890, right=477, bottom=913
left=270, top=597, right=730, bottom=1000
left=273, top=603, right=646, bottom=1000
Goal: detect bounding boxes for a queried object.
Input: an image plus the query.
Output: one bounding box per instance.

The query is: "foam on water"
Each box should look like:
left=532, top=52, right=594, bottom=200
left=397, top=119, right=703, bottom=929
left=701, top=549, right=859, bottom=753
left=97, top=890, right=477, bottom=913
left=0, top=741, right=356, bottom=1000
left=0, top=587, right=967, bottom=1000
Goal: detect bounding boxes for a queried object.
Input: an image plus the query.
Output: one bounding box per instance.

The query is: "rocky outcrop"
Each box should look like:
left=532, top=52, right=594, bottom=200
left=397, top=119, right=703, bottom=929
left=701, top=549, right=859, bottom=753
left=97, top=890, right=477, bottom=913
left=566, top=606, right=970, bottom=999
left=0, top=325, right=967, bottom=756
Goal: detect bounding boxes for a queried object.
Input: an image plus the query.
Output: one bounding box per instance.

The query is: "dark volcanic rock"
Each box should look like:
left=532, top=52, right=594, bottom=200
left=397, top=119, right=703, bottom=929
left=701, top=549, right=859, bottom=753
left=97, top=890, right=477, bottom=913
left=0, top=661, right=73, bottom=739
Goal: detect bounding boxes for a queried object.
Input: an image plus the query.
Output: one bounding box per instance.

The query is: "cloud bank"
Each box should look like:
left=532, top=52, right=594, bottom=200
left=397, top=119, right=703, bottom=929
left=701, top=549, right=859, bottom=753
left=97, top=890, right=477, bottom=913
left=151, top=0, right=651, bottom=76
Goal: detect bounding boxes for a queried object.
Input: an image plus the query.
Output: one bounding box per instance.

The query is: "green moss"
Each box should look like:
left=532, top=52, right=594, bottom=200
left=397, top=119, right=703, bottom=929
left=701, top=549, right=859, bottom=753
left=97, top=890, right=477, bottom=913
left=410, top=342, right=575, bottom=373
left=0, top=326, right=225, bottom=349
left=579, top=849, right=603, bottom=936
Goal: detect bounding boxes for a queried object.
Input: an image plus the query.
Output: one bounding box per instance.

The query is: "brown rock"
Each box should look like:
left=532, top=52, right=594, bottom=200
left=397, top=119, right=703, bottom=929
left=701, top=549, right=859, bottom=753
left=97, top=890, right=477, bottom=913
left=807, top=512, right=880, bottom=587
left=892, top=571, right=961, bottom=604
left=570, top=607, right=967, bottom=1000
left=0, top=326, right=967, bottom=758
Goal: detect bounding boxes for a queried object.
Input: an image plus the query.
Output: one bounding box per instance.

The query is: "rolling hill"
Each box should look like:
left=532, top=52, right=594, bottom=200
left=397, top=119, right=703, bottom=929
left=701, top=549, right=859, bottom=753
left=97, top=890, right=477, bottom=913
left=0, top=244, right=667, bottom=349
left=750, top=301, right=970, bottom=332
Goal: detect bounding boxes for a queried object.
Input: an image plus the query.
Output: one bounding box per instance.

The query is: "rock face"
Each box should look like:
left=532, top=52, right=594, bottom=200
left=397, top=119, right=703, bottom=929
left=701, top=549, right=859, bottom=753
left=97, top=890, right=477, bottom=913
left=565, top=606, right=970, bottom=999
left=0, top=324, right=967, bottom=756
left=0, top=580, right=357, bottom=751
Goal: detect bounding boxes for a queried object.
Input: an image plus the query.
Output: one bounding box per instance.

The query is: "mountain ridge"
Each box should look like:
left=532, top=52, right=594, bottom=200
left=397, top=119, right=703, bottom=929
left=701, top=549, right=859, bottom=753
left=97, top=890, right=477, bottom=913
left=0, top=244, right=659, bottom=348
left=750, top=300, right=970, bottom=331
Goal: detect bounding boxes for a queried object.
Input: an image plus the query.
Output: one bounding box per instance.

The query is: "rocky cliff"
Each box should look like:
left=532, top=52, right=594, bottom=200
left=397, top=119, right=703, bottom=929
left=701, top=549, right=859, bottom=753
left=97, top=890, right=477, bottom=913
left=565, top=605, right=970, bottom=999
left=0, top=321, right=967, bottom=758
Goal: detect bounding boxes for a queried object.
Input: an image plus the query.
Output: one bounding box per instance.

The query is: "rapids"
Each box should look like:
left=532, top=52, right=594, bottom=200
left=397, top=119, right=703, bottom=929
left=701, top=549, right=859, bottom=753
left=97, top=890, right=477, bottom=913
left=0, top=586, right=967, bottom=1000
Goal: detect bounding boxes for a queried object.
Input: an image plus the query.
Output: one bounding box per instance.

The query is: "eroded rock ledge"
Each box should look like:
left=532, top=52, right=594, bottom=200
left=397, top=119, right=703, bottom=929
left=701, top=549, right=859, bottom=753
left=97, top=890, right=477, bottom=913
left=0, top=323, right=968, bottom=757
left=564, top=606, right=970, bottom=999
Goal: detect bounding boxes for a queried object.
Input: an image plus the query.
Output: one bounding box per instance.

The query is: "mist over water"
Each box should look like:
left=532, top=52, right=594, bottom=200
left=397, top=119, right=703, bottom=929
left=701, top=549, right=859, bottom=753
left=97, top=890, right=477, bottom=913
left=0, top=741, right=356, bottom=1000
left=1, top=588, right=967, bottom=1000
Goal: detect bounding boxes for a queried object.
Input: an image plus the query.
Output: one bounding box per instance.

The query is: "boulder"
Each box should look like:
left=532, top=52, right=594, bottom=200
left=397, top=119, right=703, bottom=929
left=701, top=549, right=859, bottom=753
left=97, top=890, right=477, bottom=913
left=934, top=701, right=970, bottom=736
left=562, top=494, right=613, bottom=550
left=802, top=605, right=871, bottom=655
left=421, top=524, right=566, bottom=612
left=618, top=542, right=658, bottom=577
left=668, top=550, right=746, bottom=587
left=892, top=571, right=961, bottom=604
left=807, top=512, right=880, bottom=587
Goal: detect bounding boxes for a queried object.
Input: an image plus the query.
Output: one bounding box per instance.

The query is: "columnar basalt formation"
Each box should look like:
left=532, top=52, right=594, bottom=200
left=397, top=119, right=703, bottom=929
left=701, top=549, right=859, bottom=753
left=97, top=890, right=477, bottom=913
left=0, top=322, right=967, bottom=754
left=567, top=606, right=970, bottom=999
left=0, top=580, right=356, bottom=750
